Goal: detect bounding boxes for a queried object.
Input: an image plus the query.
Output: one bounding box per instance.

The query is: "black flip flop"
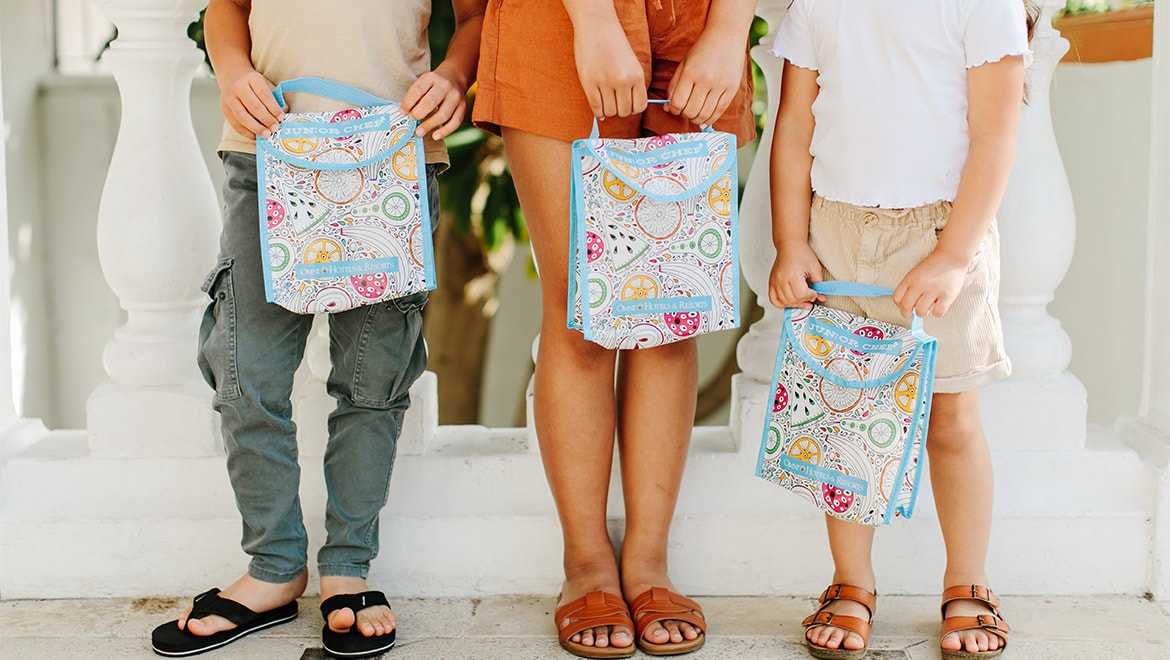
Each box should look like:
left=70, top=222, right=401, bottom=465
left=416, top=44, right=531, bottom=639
left=151, top=588, right=299, bottom=657
left=320, top=590, right=396, bottom=658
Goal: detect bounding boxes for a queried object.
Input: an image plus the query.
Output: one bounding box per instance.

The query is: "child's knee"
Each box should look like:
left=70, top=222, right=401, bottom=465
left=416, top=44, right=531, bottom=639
left=925, top=391, right=984, bottom=451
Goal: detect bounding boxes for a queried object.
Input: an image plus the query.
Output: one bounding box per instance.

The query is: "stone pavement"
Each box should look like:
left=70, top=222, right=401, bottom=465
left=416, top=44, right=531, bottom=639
left=1, top=594, right=1168, bottom=659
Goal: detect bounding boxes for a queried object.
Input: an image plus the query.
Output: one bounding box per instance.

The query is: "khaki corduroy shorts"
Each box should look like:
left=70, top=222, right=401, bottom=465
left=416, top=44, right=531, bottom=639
left=807, top=195, right=1012, bottom=393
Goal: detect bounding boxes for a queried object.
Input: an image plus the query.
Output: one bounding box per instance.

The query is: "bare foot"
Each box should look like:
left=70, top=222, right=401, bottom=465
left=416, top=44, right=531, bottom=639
left=941, top=598, right=1006, bottom=654
left=178, top=571, right=307, bottom=636
left=320, top=576, right=395, bottom=638
left=557, top=563, right=634, bottom=650
left=621, top=560, right=702, bottom=649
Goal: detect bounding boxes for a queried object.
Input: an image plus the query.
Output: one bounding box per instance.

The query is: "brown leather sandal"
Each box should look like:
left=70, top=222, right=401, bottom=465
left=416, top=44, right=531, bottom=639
left=627, top=587, right=706, bottom=656
left=801, top=584, right=876, bottom=660
left=555, top=591, right=636, bottom=659
left=940, top=585, right=1010, bottom=660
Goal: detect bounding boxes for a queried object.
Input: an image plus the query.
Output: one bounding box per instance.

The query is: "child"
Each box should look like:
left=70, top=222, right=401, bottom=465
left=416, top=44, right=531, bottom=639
left=473, top=0, right=756, bottom=657
left=766, top=1, right=1032, bottom=658
left=149, top=1, right=484, bottom=657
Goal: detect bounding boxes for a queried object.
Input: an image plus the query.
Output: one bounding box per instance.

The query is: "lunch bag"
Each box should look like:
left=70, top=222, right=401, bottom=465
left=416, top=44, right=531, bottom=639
left=755, top=282, right=937, bottom=525
left=568, top=103, right=739, bottom=349
left=256, top=77, right=435, bottom=314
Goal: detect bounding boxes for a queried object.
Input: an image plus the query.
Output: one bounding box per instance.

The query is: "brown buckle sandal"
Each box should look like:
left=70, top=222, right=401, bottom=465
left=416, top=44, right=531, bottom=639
left=627, top=587, right=706, bottom=656
left=555, top=591, right=636, bottom=659
left=801, top=583, right=876, bottom=660
left=940, top=585, right=1010, bottom=659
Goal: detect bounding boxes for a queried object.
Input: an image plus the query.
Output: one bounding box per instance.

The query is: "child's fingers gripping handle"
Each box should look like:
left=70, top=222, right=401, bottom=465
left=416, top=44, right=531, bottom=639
left=810, top=281, right=925, bottom=334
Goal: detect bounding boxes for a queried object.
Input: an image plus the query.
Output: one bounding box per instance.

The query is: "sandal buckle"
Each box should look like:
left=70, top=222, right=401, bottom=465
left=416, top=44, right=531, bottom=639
left=976, top=614, right=995, bottom=628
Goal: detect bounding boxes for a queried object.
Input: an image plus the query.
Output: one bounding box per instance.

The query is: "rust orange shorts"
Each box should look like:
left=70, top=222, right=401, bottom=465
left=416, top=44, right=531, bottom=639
left=473, top=0, right=757, bottom=144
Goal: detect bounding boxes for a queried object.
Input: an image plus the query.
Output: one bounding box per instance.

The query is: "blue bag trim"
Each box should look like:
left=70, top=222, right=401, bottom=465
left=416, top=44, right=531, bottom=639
left=256, top=149, right=276, bottom=304
left=754, top=329, right=789, bottom=480
left=568, top=143, right=588, bottom=334
left=886, top=342, right=936, bottom=523
left=419, top=169, right=437, bottom=290
left=784, top=308, right=924, bottom=388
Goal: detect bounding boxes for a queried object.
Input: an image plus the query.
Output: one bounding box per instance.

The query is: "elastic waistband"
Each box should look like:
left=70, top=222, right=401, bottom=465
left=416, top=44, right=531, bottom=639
left=812, top=194, right=952, bottom=226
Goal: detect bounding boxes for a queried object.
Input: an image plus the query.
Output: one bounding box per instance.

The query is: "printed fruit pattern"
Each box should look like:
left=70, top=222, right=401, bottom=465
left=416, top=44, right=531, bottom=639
left=852, top=325, right=885, bottom=355
left=586, top=232, right=604, bottom=263
left=350, top=273, right=388, bottom=299
left=663, top=311, right=701, bottom=337
left=822, top=483, right=855, bottom=514
left=773, top=383, right=789, bottom=413
left=266, top=200, right=286, bottom=229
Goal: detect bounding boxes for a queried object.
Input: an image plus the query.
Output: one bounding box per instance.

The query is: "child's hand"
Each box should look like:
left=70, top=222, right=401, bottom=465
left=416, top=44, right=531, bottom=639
left=402, top=70, right=468, bottom=140
left=666, top=24, right=746, bottom=127
left=768, top=243, right=825, bottom=310
left=218, top=67, right=284, bottom=139
left=893, top=250, right=969, bottom=318
left=573, top=22, right=648, bottom=118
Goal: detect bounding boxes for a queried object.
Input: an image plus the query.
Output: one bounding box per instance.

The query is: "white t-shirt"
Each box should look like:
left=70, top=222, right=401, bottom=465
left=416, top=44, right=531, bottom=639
left=770, top=0, right=1032, bottom=209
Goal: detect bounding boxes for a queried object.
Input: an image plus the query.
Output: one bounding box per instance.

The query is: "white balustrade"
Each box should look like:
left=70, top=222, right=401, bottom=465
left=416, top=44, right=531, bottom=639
left=88, top=0, right=221, bottom=456
left=734, top=0, right=787, bottom=390
left=997, top=0, right=1078, bottom=380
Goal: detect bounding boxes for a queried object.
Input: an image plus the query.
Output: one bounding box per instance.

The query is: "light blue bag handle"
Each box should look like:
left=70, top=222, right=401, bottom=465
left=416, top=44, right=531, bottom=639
left=272, top=77, right=393, bottom=110
left=587, top=100, right=714, bottom=140
left=582, top=100, right=733, bottom=203
left=810, top=281, right=924, bottom=334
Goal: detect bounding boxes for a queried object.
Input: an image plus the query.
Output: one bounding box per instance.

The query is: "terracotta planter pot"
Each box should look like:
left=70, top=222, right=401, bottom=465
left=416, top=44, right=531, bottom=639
left=1054, top=4, right=1155, bottom=63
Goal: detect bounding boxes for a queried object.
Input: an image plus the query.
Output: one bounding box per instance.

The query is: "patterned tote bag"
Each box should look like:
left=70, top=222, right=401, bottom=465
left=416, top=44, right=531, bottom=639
left=568, top=102, right=739, bottom=349
left=755, top=282, right=937, bottom=525
left=257, top=78, right=435, bottom=314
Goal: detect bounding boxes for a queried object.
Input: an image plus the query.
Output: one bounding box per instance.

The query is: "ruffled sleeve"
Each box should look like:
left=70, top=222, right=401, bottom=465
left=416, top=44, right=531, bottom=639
left=963, top=0, right=1034, bottom=69
left=768, top=0, right=819, bottom=70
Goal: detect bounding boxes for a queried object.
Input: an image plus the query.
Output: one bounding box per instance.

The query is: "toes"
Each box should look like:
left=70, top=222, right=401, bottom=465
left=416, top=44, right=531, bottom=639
left=843, top=631, right=865, bottom=651
left=610, top=625, right=633, bottom=648
left=679, top=621, right=699, bottom=641
left=941, top=631, right=962, bottom=651
left=826, top=627, right=846, bottom=650
left=594, top=625, right=611, bottom=648
left=177, top=605, right=193, bottom=629
left=663, top=620, right=683, bottom=643
left=643, top=621, right=670, bottom=644
left=580, top=628, right=595, bottom=647
left=328, top=608, right=356, bottom=633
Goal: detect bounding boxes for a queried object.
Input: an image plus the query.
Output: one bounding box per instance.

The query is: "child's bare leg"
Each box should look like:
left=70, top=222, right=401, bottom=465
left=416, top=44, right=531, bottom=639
left=178, top=571, right=307, bottom=636
left=501, top=127, right=632, bottom=650
left=616, top=341, right=700, bottom=646
left=927, top=391, right=1001, bottom=654
left=806, top=517, right=876, bottom=651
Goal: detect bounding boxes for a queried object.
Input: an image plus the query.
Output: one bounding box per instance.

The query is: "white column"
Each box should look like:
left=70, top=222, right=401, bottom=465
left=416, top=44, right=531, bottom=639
left=0, top=41, right=50, bottom=463
left=87, top=0, right=221, bottom=457
left=731, top=0, right=787, bottom=449
left=997, top=0, right=1077, bottom=380
left=1121, top=0, right=1170, bottom=600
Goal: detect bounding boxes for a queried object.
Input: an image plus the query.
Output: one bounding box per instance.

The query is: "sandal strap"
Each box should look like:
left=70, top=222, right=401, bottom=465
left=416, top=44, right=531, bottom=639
left=186, top=588, right=259, bottom=628
left=817, top=583, right=877, bottom=613
left=941, top=613, right=1011, bottom=641
left=941, top=585, right=1001, bottom=617
left=555, top=591, right=633, bottom=643
left=802, top=583, right=875, bottom=646
left=319, top=590, right=391, bottom=619
left=628, top=587, right=706, bottom=635
left=801, top=609, right=872, bottom=639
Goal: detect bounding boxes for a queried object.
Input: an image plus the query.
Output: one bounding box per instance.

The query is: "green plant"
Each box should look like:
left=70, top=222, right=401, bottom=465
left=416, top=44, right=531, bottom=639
left=1062, top=0, right=1153, bottom=16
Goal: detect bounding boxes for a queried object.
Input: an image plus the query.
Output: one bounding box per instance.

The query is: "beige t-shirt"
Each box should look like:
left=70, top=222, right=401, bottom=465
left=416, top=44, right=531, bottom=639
left=217, top=0, right=448, bottom=168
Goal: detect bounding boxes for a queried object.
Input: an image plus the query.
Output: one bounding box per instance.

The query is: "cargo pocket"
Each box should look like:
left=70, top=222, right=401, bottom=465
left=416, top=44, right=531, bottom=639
left=197, top=259, right=242, bottom=401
